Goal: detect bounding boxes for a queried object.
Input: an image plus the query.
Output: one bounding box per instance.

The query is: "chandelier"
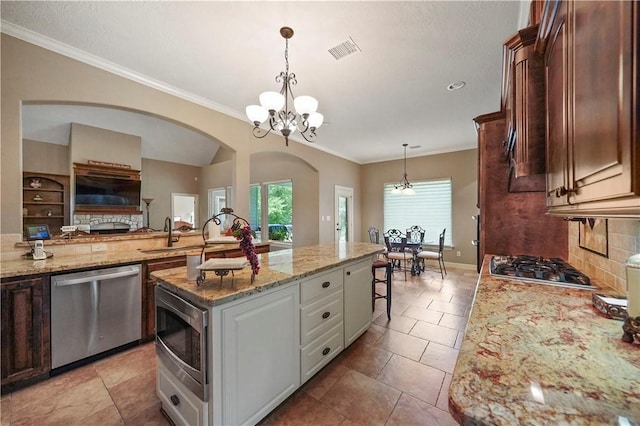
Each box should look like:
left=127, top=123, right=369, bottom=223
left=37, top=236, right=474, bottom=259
left=245, top=27, right=323, bottom=146
left=392, top=144, right=415, bottom=195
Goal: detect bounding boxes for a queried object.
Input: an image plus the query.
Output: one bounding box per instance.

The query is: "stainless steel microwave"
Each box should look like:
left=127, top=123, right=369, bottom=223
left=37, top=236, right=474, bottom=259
left=155, top=285, right=208, bottom=401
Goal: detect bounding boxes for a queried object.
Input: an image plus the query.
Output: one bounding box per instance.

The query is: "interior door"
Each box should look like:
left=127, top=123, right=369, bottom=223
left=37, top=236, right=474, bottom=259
left=334, top=186, right=353, bottom=242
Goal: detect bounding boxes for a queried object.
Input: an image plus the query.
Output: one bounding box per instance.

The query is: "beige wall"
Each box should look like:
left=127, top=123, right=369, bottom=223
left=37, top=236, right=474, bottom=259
left=141, top=158, right=201, bottom=230
left=23, top=139, right=69, bottom=175
left=361, top=149, right=478, bottom=267
left=70, top=123, right=142, bottom=170
left=1, top=34, right=361, bottom=244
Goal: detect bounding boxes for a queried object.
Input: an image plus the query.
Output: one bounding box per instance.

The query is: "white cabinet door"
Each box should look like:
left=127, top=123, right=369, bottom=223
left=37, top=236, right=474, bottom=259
left=343, top=258, right=373, bottom=347
left=221, top=283, right=300, bottom=426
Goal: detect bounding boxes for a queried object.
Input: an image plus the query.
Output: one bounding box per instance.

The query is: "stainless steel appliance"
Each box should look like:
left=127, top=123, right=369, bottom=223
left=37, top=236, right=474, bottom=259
left=490, top=255, right=598, bottom=290
left=51, top=264, right=142, bottom=369
left=155, top=285, right=208, bottom=401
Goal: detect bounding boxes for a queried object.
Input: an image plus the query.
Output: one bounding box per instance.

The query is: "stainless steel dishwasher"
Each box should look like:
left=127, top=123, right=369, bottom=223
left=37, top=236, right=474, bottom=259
left=51, top=264, right=142, bottom=369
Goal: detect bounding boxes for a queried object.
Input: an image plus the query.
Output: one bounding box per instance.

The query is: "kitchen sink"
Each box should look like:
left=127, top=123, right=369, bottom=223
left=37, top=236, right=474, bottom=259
left=139, top=245, right=204, bottom=254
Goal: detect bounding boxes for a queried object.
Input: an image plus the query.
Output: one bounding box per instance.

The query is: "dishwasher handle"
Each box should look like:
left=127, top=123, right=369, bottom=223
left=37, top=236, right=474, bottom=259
left=53, top=266, right=140, bottom=287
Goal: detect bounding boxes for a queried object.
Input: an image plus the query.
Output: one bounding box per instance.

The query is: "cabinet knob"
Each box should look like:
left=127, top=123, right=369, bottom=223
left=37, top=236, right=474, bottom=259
left=170, top=394, right=180, bottom=406
left=346, top=271, right=351, bottom=276
left=322, top=311, right=331, bottom=319
left=322, top=347, right=331, bottom=356
left=322, top=281, right=331, bottom=288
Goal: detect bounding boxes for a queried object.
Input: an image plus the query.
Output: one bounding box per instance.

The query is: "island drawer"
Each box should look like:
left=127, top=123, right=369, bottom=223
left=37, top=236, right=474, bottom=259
left=301, top=322, right=344, bottom=384
left=158, top=359, right=208, bottom=426
left=300, top=289, right=343, bottom=345
left=300, top=269, right=343, bottom=304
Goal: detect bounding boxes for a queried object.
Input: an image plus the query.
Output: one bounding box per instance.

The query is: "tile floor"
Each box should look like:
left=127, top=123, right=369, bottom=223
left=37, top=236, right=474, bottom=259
left=0, top=265, right=478, bottom=426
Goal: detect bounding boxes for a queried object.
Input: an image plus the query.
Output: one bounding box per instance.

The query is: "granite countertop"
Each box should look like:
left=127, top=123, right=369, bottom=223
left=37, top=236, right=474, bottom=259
left=0, top=241, right=270, bottom=279
left=152, top=242, right=384, bottom=307
left=449, top=256, right=640, bottom=425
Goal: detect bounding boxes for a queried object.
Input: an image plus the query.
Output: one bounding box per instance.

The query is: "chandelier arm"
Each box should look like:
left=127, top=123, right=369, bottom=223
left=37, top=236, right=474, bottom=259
left=299, top=129, right=317, bottom=143
left=251, top=126, right=272, bottom=139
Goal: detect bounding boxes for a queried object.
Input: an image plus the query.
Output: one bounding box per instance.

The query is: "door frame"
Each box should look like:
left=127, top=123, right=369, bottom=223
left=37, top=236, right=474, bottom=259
left=334, top=185, right=354, bottom=242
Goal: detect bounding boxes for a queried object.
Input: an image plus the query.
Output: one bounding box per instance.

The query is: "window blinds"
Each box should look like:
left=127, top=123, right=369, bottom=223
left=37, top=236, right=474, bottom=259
left=383, top=178, right=453, bottom=247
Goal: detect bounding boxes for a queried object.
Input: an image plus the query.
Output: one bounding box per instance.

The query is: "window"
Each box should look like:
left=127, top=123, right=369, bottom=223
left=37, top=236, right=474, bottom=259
left=383, top=178, right=452, bottom=247
left=249, top=181, right=293, bottom=243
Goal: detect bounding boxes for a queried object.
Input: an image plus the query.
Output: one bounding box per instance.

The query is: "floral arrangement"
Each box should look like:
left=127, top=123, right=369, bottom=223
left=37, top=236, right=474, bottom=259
left=233, top=225, right=260, bottom=276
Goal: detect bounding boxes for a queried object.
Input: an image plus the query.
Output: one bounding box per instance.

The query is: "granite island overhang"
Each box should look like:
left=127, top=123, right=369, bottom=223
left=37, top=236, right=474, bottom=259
left=151, top=241, right=385, bottom=306
left=449, top=255, right=640, bottom=425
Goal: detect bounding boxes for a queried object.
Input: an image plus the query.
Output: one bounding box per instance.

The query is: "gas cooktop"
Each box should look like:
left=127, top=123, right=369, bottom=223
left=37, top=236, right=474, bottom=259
left=490, top=255, right=598, bottom=290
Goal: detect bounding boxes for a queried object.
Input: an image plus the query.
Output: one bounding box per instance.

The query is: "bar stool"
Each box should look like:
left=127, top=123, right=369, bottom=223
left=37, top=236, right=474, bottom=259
left=372, top=259, right=392, bottom=320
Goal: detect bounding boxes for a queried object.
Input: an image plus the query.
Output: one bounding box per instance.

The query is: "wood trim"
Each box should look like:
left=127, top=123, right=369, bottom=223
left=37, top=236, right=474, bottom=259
left=73, top=162, right=140, bottom=180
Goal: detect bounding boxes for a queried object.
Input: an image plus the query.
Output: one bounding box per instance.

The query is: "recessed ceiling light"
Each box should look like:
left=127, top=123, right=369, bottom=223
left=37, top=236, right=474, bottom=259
left=447, top=81, right=466, bottom=91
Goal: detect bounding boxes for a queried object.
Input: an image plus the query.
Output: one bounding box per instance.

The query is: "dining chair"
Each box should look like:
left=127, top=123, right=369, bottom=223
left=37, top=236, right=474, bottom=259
left=406, top=225, right=426, bottom=276
left=416, top=228, right=447, bottom=279
left=383, top=229, right=410, bottom=280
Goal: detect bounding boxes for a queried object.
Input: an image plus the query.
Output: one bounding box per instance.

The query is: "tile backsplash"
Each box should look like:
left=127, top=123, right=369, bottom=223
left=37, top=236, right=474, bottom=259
left=569, top=219, right=640, bottom=293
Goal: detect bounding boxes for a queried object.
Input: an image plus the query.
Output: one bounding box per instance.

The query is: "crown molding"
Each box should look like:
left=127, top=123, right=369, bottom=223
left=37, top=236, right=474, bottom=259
left=0, top=20, right=361, bottom=164
left=1, top=21, right=243, bottom=123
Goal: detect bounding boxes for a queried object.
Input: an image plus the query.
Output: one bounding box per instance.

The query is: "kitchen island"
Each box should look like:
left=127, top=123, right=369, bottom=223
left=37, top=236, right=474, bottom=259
left=449, top=256, right=640, bottom=425
left=151, top=242, right=383, bottom=426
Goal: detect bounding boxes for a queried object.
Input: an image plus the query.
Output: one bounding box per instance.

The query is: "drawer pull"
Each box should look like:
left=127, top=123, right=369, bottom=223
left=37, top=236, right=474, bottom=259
left=322, top=281, right=331, bottom=288
left=170, top=394, right=180, bottom=406
left=322, top=347, right=331, bottom=356
left=322, top=311, right=331, bottom=319
left=346, top=271, right=351, bottom=276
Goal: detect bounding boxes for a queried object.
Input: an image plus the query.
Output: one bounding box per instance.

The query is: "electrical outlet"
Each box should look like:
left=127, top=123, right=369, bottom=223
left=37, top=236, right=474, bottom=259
left=456, top=250, right=461, bottom=257
left=92, top=243, right=107, bottom=252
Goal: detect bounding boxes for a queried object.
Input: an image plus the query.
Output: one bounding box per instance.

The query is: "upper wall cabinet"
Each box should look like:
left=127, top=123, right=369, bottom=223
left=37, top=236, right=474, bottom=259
left=537, top=0, right=639, bottom=217
left=502, top=24, right=546, bottom=192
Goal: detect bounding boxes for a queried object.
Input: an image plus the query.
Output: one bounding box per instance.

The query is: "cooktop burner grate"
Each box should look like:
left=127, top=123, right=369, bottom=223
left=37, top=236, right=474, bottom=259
left=490, top=255, right=597, bottom=290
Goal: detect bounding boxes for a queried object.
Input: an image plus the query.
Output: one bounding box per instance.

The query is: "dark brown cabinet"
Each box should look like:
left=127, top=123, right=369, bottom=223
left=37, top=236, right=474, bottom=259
left=503, top=25, right=546, bottom=192
left=539, top=0, right=639, bottom=216
left=1, top=275, right=50, bottom=391
left=475, top=111, right=567, bottom=263
left=22, top=172, right=70, bottom=236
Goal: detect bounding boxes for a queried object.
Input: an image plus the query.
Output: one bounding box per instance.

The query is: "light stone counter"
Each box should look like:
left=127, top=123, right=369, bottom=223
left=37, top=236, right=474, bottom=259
left=151, top=242, right=384, bottom=307
left=449, top=256, right=640, bottom=425
left=0, top=240, right=270, bottom=279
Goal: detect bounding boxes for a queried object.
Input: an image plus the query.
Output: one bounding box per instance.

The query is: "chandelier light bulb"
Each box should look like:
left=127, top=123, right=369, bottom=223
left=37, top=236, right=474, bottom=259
left=259, top=91, right=285, bottom=112
left=246, top=105, right=269, bottom=124
left=307, top=112, right=324, bottom=129
left=391, top=187, right=402, bottom=194
left=294, top=96, right=318, bottom=115
left=402, top=187, right=416, bottom=195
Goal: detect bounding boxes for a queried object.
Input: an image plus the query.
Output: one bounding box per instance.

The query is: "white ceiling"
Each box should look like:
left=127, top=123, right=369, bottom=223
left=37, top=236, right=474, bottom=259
left=1, top=1, right=525, bottom=165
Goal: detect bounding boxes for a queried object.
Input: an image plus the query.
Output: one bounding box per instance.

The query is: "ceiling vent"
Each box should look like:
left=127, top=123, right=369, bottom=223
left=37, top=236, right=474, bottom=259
left=328, top=37, right=361, bottom=61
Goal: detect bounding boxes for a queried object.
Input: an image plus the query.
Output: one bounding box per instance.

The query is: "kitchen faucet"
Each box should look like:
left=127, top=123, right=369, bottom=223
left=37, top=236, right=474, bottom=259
left=165, top=217, right=179, bottom=247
